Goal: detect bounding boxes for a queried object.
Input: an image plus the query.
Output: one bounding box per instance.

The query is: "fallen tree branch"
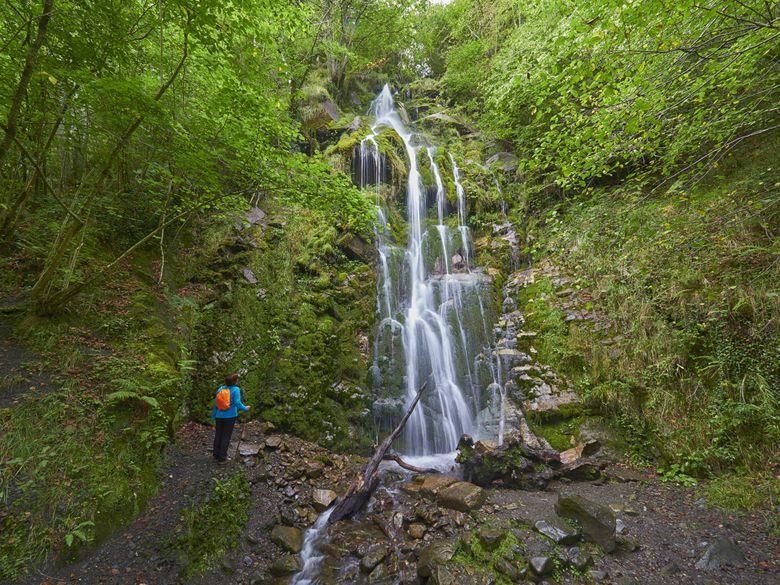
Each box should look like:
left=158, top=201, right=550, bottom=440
left=328, top=382, right=428, bottom=524
left=382, top=454, right=439, bottom=474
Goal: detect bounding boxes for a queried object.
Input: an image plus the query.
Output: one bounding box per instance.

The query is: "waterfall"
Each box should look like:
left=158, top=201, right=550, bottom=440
left=363, top=85, right=497, bottom=456
left=291, top=84, right=504, bottom=585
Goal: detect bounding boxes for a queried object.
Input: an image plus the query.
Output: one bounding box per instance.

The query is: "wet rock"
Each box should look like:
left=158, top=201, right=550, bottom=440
left=560, top=460, right=603, bottom=482
left=607, top=467, right=646, bottom=483
left=312, top=488, right=337, bottom=512
left=270, top=555, right=302, bottom=576
left=695, top=538, right=745, bottom=570
left=588, top=569, right=608, bottom=581
left=495, top=348, right=531, bottom=366
left=409, top=523, right=427, bottom=539
left=529, top=556, right=554, bottom=575
left=555, top=494, right=616, bottom=552
left=270, top=525, right=303, bottom=553
left=534, top=517, right=580, bottom=545
left=477, top=527, right=506, bottom=551
left=437, top=482, right=485, bottom=512
left=360, top=544, right=390, bottom=573
left=458, top=434, right=558, bottom=489
left=417, top=540, right=457, bottom=578
left=474, top=440, right=497, bottom=455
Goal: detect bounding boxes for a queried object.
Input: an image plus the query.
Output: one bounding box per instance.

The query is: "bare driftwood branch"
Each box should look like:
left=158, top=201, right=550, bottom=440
left=328, top=382, right=428, bottom=524
left=382, top=454, right=439, bottom=474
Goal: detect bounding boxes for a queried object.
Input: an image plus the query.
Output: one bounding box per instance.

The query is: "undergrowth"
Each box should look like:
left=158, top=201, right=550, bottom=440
left=174, top=472, right=250, bottom=579
left=522, top=139, right=779, bottom=489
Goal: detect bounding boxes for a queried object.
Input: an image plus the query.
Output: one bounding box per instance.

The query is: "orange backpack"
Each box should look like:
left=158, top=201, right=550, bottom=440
left=215, top=386, right=232, bottom=410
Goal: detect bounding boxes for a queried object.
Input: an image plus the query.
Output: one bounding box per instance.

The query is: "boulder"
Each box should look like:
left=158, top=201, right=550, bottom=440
left=555, top=494, right=616, bottom=552
left=437, top=482, right=485, bottom=512
left=417, top=540, right=457, bottom=578
left=474, top=440, right=497, bottom=455
left=270, top=555, right=302, bottom=576
left=405, top=474, right=459, bottom=498
left=457, top=434, right=558, bottom=489
left=270, top=525, right=303, bottom=553
left=360, top=544, right=389, bottom=573
left=312, top=488, right=338, bottom=512
left=534, top=517, right=580, bottom=545
left=695, top=538, right=745, bottom=570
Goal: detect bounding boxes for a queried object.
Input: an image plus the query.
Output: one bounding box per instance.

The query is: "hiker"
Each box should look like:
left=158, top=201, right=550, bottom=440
left=211, top=373, right=250, bottom=462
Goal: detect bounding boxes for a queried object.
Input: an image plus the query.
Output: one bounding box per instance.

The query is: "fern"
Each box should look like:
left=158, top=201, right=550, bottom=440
left=104, top=389, right=160, bottom=410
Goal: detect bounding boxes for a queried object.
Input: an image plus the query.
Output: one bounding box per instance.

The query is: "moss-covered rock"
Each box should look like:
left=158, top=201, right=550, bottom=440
left=191, top=206, right=376, bottom=452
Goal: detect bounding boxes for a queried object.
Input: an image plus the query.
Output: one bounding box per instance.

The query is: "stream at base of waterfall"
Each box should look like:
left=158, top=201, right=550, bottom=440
left=293, top=85, right=509, bottom=584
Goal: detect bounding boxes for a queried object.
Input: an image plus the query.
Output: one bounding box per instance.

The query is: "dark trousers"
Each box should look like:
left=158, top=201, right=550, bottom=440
left=213, top=417, right=237, bottom=461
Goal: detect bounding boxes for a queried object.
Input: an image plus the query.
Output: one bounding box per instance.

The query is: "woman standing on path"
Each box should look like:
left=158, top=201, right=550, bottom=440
left=211, top=373, right=250, bottom=462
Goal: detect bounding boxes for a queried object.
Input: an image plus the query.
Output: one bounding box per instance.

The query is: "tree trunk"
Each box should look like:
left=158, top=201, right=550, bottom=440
left=0, top=0, right=54, bottom=166
left=328, top=382, right=428, bottom=524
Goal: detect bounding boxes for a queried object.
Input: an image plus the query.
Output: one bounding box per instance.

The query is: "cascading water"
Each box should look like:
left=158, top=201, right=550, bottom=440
left=290, top=508, right=334, bottom=585
left=292, top=85, right=506, bottom=585
left=364, top=85, right=501, bottom=458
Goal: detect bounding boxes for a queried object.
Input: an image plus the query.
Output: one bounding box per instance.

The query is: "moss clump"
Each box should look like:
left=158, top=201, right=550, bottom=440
left=452, top=530, right=524, bottom=584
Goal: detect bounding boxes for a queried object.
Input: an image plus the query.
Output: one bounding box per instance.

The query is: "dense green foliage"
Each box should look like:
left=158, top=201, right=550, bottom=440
left=422, top=0, right=779, bottom=480
left=423, top=0, right=779, bottom=190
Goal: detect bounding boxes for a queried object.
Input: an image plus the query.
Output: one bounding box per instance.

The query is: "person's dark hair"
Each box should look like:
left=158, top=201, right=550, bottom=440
left=225, top=373, right=239, bottom=386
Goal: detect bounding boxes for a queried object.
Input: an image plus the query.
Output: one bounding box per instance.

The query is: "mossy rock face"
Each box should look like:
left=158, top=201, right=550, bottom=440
left=191, top=206, right=376, bottom=452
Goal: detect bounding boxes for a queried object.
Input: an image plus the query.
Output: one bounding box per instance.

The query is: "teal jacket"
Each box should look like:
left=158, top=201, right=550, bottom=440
left=211, top=385, right=249, bottom=419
